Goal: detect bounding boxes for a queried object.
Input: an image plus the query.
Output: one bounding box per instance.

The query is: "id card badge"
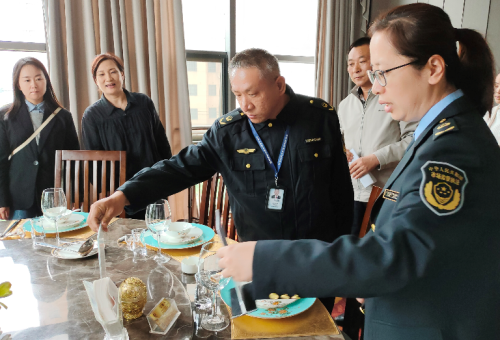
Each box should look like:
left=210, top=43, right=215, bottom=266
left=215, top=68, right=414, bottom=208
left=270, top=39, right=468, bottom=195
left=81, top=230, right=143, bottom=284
left=266, top=185, right=286, bottom=212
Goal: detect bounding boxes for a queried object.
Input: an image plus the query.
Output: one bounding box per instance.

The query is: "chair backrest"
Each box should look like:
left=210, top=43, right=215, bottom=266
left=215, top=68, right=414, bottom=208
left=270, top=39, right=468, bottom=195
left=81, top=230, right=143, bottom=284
left=191, top=173, right=237, bottom=240
left=358, top=185, right=383, bottom=238
left=54, top=150, right=126, bottom=217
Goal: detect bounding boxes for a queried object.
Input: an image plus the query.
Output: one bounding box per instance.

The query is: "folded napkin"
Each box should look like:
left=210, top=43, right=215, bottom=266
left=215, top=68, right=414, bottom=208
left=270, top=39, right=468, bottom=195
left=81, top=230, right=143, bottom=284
left=84, top=277, right=119, bottom=323
left=226, top=299, right=340, bottom=339
left=143, top=234, right=237, bottom=262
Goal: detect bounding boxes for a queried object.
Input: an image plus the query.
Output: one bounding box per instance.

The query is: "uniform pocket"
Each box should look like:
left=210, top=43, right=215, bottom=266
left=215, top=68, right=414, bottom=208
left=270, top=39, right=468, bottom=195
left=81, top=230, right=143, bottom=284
left=370, top=320, right=443, bottom=340
left=230, top=154, right=266, bottom=196
left=298, top=144, right=332, bottom=184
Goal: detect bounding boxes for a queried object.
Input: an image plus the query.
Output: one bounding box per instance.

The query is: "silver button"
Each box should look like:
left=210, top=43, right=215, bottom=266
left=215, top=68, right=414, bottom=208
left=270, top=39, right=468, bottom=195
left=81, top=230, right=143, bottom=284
left=33, top=161, right=39, bottom=166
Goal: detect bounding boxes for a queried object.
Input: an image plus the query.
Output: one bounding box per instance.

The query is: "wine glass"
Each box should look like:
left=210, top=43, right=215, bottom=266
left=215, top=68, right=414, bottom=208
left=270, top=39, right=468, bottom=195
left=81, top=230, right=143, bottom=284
left=41, top=188, right=67, bottom=246
left=198, top=240, right=230, bottom=331
left=145, top=199, right=171, bottom=263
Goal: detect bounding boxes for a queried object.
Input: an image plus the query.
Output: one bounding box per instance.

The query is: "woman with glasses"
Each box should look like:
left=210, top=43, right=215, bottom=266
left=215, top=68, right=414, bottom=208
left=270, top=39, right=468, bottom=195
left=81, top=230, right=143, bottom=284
left=217, top=3, right=500, bottom=340
left=0, top=57, right=79, bottom=219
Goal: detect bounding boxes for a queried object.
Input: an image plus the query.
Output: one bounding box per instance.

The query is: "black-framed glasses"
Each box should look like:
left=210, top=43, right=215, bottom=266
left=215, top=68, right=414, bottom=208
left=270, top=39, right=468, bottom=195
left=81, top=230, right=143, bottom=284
left=367, top=61, right=418, bottom=87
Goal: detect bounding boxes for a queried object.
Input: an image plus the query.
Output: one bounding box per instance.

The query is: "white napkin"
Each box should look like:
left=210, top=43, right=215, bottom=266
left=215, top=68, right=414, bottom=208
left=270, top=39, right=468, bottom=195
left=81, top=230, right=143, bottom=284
left=349, top=149, right=376, bottom=188
left=83, top=277, right=119, bottom=323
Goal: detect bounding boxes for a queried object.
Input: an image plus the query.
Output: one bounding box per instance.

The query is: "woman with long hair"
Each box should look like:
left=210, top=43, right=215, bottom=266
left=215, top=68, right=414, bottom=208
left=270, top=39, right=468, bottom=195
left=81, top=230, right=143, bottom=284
left=81, top=53, right=171, bottom=219
left=217, top=4, right=500, bottom=339
left=0, top=57, right=79, bottom=219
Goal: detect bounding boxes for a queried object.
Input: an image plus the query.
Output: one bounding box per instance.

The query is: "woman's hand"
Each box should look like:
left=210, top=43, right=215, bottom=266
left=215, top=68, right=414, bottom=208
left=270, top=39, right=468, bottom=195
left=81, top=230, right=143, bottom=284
left=218, top=241, right=257, bottom=282
left=0, top=207, right=10, bottom=220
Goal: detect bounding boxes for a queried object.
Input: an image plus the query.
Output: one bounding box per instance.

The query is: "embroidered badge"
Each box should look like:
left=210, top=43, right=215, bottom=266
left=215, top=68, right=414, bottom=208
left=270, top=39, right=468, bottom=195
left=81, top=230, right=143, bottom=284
left=305, top=138, right=322, bottom=143
left=420, top=161, right=468, bottom=216
left=383, top=189, right=399, bottom=202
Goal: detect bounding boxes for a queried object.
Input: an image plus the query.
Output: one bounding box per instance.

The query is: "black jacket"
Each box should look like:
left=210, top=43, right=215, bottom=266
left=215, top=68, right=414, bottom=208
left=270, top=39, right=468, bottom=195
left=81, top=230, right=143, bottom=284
left=119, top=86, right=353, bottom=242
left=0, top=103, right=79, bottom=211
left=248, top=96, right=500, bottom=339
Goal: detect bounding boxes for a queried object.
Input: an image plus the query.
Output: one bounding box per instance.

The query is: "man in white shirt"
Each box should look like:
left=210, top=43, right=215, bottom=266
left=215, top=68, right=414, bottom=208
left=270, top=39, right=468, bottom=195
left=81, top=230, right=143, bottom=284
left=338, top=37, right=417, bottom=237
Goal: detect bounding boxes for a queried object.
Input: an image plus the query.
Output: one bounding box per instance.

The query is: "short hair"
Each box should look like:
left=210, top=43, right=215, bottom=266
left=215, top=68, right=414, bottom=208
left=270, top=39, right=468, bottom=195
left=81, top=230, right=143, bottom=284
left=91, top=53, right=125, bottom=83
left=229, top=48, right=280, bottom=80
left=348, top=37, right=371, bottom=53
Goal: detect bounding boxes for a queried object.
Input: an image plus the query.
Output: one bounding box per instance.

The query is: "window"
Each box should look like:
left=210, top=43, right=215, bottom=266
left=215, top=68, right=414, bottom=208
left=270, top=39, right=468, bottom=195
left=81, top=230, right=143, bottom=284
left=182, top=0, right=319, bottom=137
left=208, top=85, right=217, bottom=96
left=190, top=108, right=199, bottom=120
left=187, top=61, right=197, bottom=72
left=188, top=84, right=198, bottom=96
left=185, top=52, right=227, bottom=129
left=208, top=62, right=217, bottom=72
left=0, top=0, right=47, bottom=107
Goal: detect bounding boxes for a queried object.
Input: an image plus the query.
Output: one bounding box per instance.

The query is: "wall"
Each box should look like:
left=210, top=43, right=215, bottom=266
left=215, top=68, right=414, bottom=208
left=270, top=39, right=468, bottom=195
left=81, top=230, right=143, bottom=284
left=370, top=0, right=499, bottom=71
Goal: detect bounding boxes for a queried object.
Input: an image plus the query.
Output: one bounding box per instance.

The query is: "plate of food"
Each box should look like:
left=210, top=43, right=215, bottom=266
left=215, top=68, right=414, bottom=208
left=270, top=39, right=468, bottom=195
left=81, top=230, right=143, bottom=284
left=220, top=279, right=316, bottom=319
left=140, top=223, right=214, bottom=250
left=24, top=212, right=89, bottom=234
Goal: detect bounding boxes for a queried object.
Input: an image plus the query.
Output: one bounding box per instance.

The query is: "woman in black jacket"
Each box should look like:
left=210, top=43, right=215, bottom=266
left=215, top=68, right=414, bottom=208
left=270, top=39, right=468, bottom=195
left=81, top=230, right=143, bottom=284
left=0, top=57, right=79, bottom=220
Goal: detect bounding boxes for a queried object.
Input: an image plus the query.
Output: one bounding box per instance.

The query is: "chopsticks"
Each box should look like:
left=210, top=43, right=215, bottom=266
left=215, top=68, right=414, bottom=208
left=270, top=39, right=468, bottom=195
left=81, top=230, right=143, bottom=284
left=0, top=219, right=21, bottom=239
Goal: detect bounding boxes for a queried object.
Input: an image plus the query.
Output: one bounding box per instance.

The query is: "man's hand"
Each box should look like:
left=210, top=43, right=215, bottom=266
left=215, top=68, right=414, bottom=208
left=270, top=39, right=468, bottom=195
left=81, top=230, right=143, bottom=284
left=218, top=241, right=257, bottom=282
left=356, top=298, right=365, bottom=304
left=88, top=191, right=129, bottom=232
left=345, top=149, right=354, bottom=163
left=349, top=154, right=379, bottom=179
left=0, top=207, right=9, bottom=220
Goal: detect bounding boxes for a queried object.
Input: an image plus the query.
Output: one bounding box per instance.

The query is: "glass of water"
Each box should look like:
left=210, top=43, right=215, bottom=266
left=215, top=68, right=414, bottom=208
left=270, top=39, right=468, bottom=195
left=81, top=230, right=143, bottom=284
left=30, top=217, right=45, bottom=249
left=41, top=188, right=67, bottom=246
left=198, top=240, right=230, bottom=331
left=145, top=199, right=171, bottom=264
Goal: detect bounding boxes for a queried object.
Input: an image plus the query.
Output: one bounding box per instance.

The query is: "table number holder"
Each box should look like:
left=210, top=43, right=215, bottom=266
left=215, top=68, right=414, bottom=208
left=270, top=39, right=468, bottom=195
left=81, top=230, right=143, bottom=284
left=146, top=298, right=181, bottom=335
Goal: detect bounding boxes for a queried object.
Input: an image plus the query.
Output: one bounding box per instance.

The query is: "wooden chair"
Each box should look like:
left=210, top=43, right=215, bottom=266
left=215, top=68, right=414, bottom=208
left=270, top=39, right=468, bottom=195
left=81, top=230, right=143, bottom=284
left=358, top=185, right=383, bottom=238
left=54, top=150, right=127, bottom=217
left=188, top=173, right=237, bottom=241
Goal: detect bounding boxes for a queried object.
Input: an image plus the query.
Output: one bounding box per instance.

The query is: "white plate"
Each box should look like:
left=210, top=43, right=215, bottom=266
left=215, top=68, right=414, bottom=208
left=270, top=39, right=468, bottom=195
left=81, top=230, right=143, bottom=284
left=43, top=214, right=85, bottom=232
left=51, top=241, right=99, bottom=259
left=160, top=226, right=204, bottom=245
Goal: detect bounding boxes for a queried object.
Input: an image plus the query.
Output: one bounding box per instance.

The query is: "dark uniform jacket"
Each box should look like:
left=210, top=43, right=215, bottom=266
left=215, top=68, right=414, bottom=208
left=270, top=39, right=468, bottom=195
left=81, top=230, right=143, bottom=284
left=247, top=96, right=500, bottom=339
left=0, top=103, right=80, bottom=212
left=119, top=86, right=353, bottom=242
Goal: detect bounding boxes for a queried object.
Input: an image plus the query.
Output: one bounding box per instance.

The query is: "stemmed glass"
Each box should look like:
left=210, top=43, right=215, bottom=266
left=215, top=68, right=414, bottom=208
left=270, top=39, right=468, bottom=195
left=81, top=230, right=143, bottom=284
left=198, top=240, right=230, bottom=331
left=41, top=188, right=67, bottom=246
left=145, top=199, right=171, bottom=263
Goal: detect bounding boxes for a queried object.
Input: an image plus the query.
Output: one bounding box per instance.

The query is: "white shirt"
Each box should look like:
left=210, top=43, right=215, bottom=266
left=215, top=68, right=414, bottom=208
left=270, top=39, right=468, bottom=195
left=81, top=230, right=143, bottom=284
left=484, top=105, right=500, bottom=145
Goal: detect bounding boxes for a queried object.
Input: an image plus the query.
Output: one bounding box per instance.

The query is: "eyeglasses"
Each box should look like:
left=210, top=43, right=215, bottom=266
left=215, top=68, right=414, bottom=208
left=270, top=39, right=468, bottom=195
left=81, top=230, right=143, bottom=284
left=367, top=61, right=418, bottom=87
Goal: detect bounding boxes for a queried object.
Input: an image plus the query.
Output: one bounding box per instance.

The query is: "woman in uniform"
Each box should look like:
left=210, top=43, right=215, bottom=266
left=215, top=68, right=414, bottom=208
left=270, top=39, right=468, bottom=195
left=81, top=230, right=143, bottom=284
left=218, top=4, right=500, bottom=340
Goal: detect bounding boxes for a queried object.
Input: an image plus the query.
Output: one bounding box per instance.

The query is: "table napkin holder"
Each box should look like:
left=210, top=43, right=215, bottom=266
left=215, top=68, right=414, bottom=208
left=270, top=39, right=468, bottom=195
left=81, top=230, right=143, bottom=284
left=146, top=297, right=181, bottom=335
left=83, top=277, right=129, bottom=340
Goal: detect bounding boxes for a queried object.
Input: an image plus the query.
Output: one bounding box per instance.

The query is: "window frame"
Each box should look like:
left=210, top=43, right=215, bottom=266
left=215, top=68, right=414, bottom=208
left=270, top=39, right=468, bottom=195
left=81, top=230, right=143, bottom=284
left=186, top=50, right=229, bottom=127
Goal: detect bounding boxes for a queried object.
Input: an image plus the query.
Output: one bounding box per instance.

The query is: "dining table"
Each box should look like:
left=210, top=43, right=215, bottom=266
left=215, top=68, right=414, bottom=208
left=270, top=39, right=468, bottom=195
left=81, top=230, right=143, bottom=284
left=0, top=218, right=345, bottom=340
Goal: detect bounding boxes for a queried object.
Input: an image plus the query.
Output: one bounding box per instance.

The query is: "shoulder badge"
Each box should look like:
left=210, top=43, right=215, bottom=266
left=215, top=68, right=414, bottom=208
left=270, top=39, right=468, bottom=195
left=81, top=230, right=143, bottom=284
left=433, top=118, right=459, bottom=140
left=420, top=161, right=468, bottom=216
left=218, top=109, right=244, bottom=128
left=309, top=99, right=334, bottom=111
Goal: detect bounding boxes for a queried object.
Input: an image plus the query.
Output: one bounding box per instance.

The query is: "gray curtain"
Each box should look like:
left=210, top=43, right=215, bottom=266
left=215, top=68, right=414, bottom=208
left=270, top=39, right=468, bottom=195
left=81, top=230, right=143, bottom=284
left=315, top=0, right=370, bottom=109
left=43, top=0, right=192, bottom=221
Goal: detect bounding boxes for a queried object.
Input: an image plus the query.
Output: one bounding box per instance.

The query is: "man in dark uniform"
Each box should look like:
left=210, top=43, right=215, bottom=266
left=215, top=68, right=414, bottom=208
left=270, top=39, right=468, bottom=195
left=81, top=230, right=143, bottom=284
left=88, top=48, right=353, bottom=312
left=88, top=48, right=353, bottom=245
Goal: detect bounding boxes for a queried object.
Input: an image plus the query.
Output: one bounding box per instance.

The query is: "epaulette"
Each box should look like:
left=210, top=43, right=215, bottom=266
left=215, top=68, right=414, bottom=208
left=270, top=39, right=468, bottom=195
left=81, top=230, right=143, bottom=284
left=433, top=117, right=459, bottom=140
left=309, top=98, right=335, bottom=111
left=218, top=108, right=244, bottom=128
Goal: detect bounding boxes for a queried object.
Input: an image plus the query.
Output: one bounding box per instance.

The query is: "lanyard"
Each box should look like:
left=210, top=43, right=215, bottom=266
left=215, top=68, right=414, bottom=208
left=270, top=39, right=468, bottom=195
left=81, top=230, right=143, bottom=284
left=248, top=118, right=290, bottom=186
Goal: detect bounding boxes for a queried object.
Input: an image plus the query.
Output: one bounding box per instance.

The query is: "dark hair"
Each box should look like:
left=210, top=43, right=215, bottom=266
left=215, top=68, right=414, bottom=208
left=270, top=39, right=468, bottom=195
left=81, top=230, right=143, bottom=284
left=349, top=37, right=371, bottom=53
left=91, top=53, right=125, bottom=84
left=369, top=3, right=495, bottom=115
left=229, top=48, right=280, bottom=80
left=6, top=57, right=62, bottom=120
